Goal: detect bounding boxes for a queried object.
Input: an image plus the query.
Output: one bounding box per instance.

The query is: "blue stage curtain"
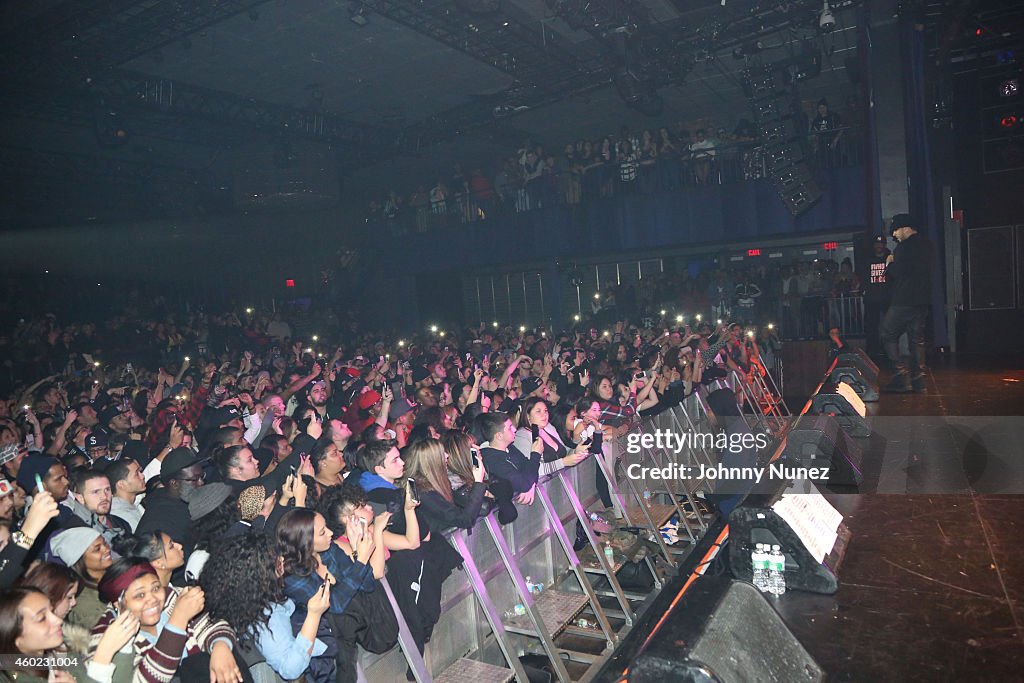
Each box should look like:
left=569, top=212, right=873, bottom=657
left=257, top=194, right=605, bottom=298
left=902, top=21, right=949, bottom=347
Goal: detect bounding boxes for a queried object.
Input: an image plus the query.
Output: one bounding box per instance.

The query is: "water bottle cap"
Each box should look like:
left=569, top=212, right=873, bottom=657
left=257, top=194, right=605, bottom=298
left=772, top=544, right=781, bottom=550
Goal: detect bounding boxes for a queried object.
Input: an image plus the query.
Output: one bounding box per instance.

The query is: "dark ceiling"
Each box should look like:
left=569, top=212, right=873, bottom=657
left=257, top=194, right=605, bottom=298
left=0, top=0, right=873, bottom=227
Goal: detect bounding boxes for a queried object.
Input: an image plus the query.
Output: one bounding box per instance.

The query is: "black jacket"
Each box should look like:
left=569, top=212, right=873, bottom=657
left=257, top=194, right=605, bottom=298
left=418, top=484, right=487, bottom=533
left=480, top=445, right=539, bottom=495
left=887, top=232, right=932, bottom=306
left=136, top=488, right=193, bottom=548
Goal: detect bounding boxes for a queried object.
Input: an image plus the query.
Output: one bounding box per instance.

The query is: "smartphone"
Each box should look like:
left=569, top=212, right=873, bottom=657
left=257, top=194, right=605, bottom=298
left=635, top=371, right=647, bottom=380
left=34, top=473, right=44, bottom=494
left=406, top=478, right=420, bottom=506
left=588, top=430, right=604, bottom=455
left=531, top=424, right=540, bottom=441
left=289, top=465, right=297, bottom=477
left=184, top=571, right=200, bottom=587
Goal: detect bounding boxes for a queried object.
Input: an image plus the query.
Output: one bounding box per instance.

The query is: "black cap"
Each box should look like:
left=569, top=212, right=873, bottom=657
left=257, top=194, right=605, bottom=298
left=521, top=377, right=543, bottom=396
left=889, top=213, right=913, bottom=236
left=873, top=235, right=887, bottom=244
left=160, top=447, right=200, bottom=483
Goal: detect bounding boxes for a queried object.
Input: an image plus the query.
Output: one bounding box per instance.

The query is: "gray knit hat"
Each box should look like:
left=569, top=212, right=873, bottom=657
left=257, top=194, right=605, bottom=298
left=186, top=482, right=233, bottom=521
left=49, top=528, right=101, bottom=567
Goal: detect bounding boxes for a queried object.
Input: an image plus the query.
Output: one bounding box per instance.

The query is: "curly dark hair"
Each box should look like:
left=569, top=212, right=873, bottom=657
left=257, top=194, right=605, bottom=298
left=200, top=533, right=284, bottom=643
left=318, top=481, right=368, bottom=538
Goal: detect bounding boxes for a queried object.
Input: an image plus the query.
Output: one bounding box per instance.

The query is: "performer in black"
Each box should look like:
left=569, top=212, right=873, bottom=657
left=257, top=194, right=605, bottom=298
left=879, top=214, right=932, bottom=392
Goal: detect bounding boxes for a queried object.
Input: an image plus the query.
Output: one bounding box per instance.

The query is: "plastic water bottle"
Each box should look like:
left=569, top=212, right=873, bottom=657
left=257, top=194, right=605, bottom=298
left=642, top=490, right=652, bottom=506
left=751, top=544, right=768, bottom=592
left=603, top=541, right=615, bottom=565
left=524, top=576, right=534, bottom=594
left=769, top=545, right=787, bottom=596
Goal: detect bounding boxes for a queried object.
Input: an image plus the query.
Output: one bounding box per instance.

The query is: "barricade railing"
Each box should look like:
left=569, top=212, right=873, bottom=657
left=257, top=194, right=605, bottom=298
left=361, top=395, right=756, bottom=681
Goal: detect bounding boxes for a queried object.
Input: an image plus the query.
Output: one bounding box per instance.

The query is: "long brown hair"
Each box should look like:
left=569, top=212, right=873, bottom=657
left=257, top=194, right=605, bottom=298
left=17, top=563, right=81, bottom=611
left=275, top=508, right=318, bottom=577
left=0, top=587, right=51, bottom=672
left=403, top=439, right=454, bottom=503
left=440, top=431, right=474, bottom=488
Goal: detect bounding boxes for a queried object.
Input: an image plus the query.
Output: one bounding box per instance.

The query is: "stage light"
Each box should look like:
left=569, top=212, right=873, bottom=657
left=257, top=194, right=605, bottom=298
left=1000, top=114, right=1019, bottom=129
left=285, top=279, right=295, bottom=288
left=1001, top=79, right=1019, bottom=98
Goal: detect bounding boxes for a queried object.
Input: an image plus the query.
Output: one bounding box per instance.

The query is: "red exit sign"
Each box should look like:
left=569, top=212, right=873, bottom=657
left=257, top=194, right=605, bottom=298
left=747, top=249, right=762, bottom=257
left=823, top=242, right=838, bottom=251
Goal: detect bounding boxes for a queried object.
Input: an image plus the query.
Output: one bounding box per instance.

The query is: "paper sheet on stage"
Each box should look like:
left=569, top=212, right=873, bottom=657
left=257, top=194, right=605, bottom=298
left=771, top=493, right=843, bottom=563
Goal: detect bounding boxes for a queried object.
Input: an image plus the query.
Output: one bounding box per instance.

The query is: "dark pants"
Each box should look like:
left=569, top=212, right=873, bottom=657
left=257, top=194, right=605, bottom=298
left=863, top=297, right=888, bottom=361
left=880, top=304, right=927, bottom=377
left=330, top=588, right=399, bottom=683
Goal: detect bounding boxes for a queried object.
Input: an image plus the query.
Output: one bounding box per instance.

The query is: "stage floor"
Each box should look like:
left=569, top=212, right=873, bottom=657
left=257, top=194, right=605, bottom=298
left=776, top=354, right=1024, bottom=681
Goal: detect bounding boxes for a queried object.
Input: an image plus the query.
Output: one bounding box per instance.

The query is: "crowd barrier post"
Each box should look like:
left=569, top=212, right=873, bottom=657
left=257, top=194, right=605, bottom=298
left=553, top=468, right=637, bottom=626
left=444, top=529, right=529, bottom=683
left=482, top=513, right=577, bottom=683
left=379, top=576, right=433, bottom=682
left=534, top=473, right=620, bottom=647
left=669, top=394, right=720, bottom=477
left=600, top=438, right=676, bottom=569
left=627, top=418, right=701, bottom=545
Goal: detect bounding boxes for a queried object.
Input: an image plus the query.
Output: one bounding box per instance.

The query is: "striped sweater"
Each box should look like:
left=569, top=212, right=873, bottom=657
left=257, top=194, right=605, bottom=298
left=87, top=587, right=236, bottom=683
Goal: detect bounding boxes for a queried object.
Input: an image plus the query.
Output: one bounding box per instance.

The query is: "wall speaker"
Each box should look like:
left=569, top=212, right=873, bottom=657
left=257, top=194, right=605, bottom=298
left=782, top=414, right=864, bottom=487
left=968, top=226, right=1016, bottom=310
left=631, top=576, right=824, bottom=682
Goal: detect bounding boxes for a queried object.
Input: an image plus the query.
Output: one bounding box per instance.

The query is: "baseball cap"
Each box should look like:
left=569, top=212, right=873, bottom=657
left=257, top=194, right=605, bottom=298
left=85, top=431, right=109, bottom=450
left=872, top=235, right=887, bottom=244
left=521, top=377, right=543, bottom=396
left=159, top=447, right=200, bottom=483
left=388, top=398, right=417, bottom=421
left=357, top=390, right=382, bottom=410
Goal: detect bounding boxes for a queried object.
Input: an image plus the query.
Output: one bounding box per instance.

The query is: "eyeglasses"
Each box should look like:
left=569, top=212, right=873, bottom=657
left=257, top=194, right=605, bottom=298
left=176, top=473, right=206, bottom=483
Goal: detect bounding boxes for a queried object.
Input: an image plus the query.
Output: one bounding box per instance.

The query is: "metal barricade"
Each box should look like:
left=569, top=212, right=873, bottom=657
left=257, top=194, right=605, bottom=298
left=362, top=398, right=749, bottom=681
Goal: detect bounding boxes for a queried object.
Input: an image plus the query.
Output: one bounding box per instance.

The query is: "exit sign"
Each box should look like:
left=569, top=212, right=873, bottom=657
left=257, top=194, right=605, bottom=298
left=823, top=242, right=838, bottom=251
left=747, top=249, right=762, bottom=257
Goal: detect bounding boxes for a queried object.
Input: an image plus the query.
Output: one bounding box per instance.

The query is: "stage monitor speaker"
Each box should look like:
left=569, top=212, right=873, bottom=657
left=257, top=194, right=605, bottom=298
left=631, top=576, right=824, bottom=683
left=835, top=349, right=879, bottom=385
left=810, top=382, right=871, bottom=437
left=782, top=414, right=864, bottom=486
left=728, top=480, right=852, bottom=594
left=829, top=363, right=878, bottom=402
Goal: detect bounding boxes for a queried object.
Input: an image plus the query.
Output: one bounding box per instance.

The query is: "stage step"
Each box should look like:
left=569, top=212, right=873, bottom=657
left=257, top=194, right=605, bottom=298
left=434, top=657, right=513, bottom=683
left=504, top=589, right=590, bottom=638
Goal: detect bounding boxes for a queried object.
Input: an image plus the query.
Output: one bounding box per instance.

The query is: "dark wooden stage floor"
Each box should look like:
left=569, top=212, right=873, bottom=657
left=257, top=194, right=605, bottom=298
left=776, top=354, right=1024, bottom=682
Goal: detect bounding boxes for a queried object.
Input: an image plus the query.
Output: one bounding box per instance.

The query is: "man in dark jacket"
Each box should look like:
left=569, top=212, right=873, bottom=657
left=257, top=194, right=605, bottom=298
left=136, top=448, right=203, bottom=548
left=879, top=214, right=932, bottom=392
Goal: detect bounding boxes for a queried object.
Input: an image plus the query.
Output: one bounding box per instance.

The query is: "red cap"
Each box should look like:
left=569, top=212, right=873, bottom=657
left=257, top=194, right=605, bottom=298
left=357, top=390, right=382, bottom=409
